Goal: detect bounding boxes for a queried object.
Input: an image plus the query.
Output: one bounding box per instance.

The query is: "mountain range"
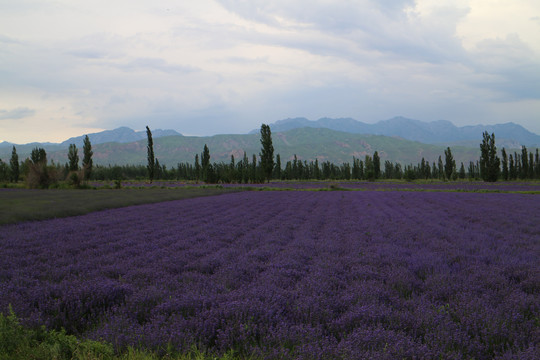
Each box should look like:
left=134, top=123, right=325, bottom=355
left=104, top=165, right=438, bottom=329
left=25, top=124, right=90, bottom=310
left=252, top=117, right=540, bottom=148
left=0, top=126, right=181, bottom=149
left=1, top=117, right=538, bottom=167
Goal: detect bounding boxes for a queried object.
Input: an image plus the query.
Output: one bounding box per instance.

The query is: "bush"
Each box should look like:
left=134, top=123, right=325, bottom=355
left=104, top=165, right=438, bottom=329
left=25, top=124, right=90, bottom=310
left=26, top=163, right=52, bottom=189
left=0, top=306, right=115, bottom=360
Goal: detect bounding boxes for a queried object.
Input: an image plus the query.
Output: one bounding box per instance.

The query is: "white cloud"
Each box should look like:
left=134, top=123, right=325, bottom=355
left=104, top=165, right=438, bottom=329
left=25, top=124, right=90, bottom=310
left=1, top=0, right=539, bottom=142
left=0, top=107, right=35, bottom=120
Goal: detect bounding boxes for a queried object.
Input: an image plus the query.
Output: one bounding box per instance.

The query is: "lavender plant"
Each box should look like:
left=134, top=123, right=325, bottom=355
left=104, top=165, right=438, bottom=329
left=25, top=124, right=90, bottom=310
left=1, top=191, right=538, bottom=359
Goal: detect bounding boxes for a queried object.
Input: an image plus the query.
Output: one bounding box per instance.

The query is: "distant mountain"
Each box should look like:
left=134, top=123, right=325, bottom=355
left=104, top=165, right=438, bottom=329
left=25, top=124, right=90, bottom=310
left=2, top=123, right=536, bottom=168
left=60, top=127, right=181, bottom=147
left=1, top=128, right=486, bottom=168
left=254, top=117, right=540, bottom=147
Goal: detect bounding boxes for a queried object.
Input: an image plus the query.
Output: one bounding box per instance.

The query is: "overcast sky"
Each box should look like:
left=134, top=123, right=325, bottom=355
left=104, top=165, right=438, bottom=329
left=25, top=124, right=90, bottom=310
left=1, top=0, right=539, bottom=143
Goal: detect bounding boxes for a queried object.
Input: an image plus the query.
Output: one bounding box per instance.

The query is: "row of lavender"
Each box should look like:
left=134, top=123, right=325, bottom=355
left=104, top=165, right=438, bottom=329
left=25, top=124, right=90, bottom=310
left=1, top=191, right=539, bottom=359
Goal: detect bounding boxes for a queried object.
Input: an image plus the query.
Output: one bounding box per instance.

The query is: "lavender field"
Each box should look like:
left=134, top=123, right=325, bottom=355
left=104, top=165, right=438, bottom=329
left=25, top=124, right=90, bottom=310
left=1, top=190, right=539, bottom=359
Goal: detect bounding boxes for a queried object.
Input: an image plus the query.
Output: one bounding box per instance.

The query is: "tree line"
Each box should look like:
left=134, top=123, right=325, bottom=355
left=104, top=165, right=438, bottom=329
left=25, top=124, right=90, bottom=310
left=1, top=128, right=539, bottom=187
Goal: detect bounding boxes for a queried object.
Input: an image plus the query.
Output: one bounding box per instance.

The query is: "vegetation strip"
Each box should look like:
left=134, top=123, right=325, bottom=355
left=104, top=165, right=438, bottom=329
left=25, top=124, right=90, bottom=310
left=0, top=308, right=246, bottom=360
left=0, top=187, right=235, bottom=225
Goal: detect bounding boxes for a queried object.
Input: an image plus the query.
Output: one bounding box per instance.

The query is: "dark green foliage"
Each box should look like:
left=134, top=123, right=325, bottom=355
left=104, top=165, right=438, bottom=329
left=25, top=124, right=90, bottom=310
left=201, top=144, right=211, bottom=182
left=352, top=157, right=361, bottom=179
left=273, top=154, right=282, bottom=179
left=0, top=307, right=115, bottom=360
left=528, top=151, right=534, bottom=179
left=67, top=143, right=79, bottom=171
left=364, top=155, right=375, bottom=181
left=509, top=154, right=516, bottom=180
left=251, top=154, right=258, bottom=183
left=0, top=307, right=244, bottom=360
left=479, top=132, right=500, bottom=182
left=82, top=135, right=93, bottom=180
left=403, top=165, right=416, bottom=181
left=437, top=156, right=444, bottom=180
left=146, top=126, right=155, bottom=183
left=30, top=147, right=47, bottom=165
left=27, top=147, right=52, bottom=188
left=501, top=148, right=508, bottom=181
left=10, top=146, right=19, bottom=182
left=444, top=147, right=456, bottom=180
left=458, top=162, right=466, bottom=179
left=0, top=159, right=8, bottom=182
left=194, top=154, right=201, bottom=182
left=536, top=149, right=540, bottom=179
left=259, top=124, right=274, bottom=183
left=520, top=146, right=528, bottom=179
left=373, top=151, right=381, bottom=179
left=431, top=162, right=437, bottom=178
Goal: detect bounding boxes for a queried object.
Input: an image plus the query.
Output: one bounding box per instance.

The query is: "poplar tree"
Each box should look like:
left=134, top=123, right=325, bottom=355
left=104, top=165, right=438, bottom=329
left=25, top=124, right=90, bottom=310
left=251, top=154, right=257, bottom=183
left=68, top=144, right=79, bottom=171
left=444, top=147, right=456, bottom=180
left=82, top=135, right=93, bottom=180
left=10, top=146, right=19, bottom=182
left=364, top=155, right=375, bottom=181
left=201, top=144, right=210, bottom=182
left=438, top=156, right=444, bottom=180
left=146, top=126, right=155, bottom=183
left=528, top=152, right=534, bottom=179
left=459, top=162, right=466, bottom=179
left=479, top=132, right=500, bottom=182
left=259, top=124, right=274, bottom=183
left=31, top=147, right=47, bottom=164
left=274, top=154, right=282, bottom=180
left=509, top=154, right=516, bottom=180
left=501, top=148, right=508, bottom=181
left=194, top=154, right=200, bottom=182
left=373, top=151, right=381, bottom=180
left=536, top=149, right=540, bottom=179
left=520, top=146, right=528, bottom=179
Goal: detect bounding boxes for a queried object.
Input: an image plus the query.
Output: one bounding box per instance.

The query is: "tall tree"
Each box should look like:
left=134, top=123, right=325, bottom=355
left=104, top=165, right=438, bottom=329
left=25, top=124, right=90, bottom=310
left=536, top=149, right=540, bottom=179
left=274, top=153, right=282, bottom=180
left=444, top=147, right=456, bottom=180
left=437, top=156, right=444, bottom=180
left=251, top=153, right=257, bottom=183
left=528, top=151, right=534, bottom=179
left=364, top=155, right=375, bottom=181
left=259, top=124, right=274, bottom=183
left=509, top=154, right=516, bottom=180
left=146, top=126, right=155, bottom=183
left=314, top=158, right=320, bottom=180
left=373, top=151, right=381, bottom=180
left=458, top=162, right=466, bottom=179
left=82, top=135, right=93, bottom=180
left=0, top=159, right=8, bottom=182
left=28, top=147, right=49, bottom=188
left=31, top=147, right=47, bottom=165
left=520, top=146, right=529, bottom=179
left=10, top=146, right=19, bottom=182
left=194, top=154, right=201, bottom=182
left=479, top=132, right=500, bottom=182
left=68, top=144, right=79, bottom=171
left=201, top=144, right=210, bottom=182
left=501, top=148, right=508, bottom=181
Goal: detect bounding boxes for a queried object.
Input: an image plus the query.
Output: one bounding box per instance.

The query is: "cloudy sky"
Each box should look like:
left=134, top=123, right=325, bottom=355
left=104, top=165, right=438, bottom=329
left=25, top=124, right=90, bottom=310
left=1, top=0, right=539, bottom=143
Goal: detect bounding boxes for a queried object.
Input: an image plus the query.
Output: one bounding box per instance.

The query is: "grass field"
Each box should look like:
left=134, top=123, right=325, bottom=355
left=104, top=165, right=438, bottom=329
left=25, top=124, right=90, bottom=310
left=0, top=186, right=235, bottom=225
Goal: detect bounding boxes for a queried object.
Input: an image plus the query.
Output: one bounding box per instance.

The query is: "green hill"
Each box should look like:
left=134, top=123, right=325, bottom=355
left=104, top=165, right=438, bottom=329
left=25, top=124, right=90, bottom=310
left=2, top=128, right=489, bottom=167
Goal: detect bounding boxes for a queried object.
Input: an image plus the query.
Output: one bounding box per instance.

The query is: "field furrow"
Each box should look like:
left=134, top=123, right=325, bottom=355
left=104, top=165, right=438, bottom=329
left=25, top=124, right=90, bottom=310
left=1, top=191, right=538, bottom=359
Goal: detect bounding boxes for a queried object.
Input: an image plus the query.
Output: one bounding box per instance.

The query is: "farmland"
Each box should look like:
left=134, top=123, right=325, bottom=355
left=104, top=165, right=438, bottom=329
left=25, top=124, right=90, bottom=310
left=1, top=188, right=539, bottom=359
